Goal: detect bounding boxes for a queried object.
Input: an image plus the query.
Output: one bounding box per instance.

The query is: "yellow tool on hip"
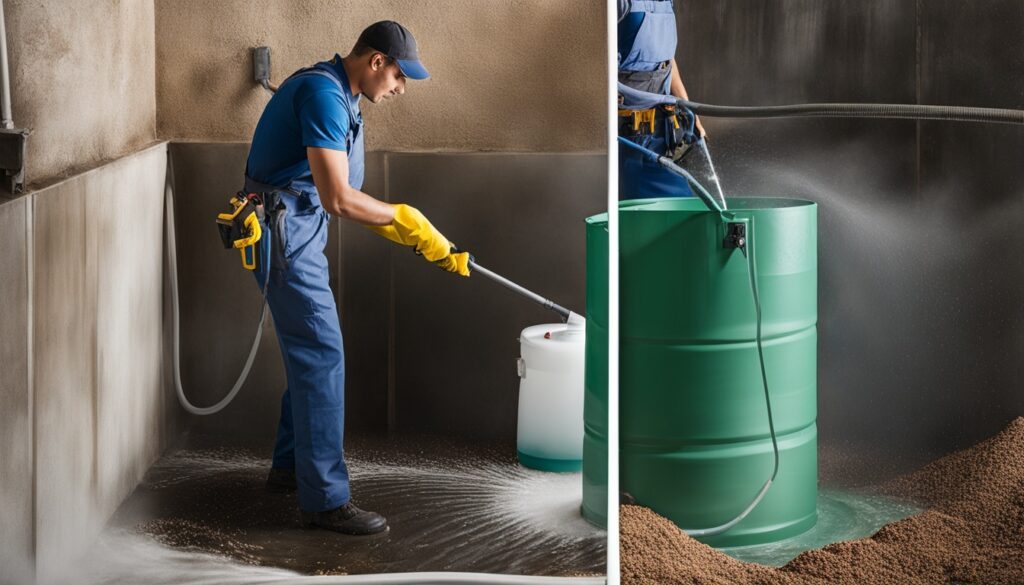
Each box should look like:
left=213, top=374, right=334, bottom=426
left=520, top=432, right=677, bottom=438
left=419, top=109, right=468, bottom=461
left=216, top=192, right=264, bottom=270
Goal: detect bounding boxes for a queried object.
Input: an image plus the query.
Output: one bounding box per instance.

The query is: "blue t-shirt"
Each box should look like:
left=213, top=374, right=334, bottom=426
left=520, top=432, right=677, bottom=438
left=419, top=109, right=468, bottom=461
left=246, top=55, right=363, bottom=190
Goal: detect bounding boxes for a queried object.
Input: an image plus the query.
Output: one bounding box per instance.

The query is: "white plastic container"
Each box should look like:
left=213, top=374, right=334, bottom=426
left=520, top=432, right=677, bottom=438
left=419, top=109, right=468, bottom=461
left=516, top=321, right=586, bottom=471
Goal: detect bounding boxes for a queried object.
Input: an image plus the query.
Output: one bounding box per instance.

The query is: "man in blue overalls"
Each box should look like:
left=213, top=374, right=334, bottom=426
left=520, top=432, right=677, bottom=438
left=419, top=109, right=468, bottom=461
left=618, top=0, right=706, bottom=200
left=245, top=21, right=469, bottom=535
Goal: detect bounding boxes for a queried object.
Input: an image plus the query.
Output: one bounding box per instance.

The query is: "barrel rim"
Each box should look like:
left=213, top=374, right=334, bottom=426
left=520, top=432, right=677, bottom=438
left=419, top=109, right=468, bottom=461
left=623, top=196, right=816, bottom=212
left=587, top=196, right=818, bottom=224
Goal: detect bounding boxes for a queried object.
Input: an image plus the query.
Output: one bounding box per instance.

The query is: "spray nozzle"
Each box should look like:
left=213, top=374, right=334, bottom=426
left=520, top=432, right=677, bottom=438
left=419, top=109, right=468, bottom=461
left=723, top=221, right=747, bottom=255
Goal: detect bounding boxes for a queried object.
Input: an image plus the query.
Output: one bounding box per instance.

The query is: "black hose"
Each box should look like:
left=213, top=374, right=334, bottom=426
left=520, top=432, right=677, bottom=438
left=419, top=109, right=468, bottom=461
left=677, top=99, right=1024, bottom=125
left=618, top=81, right=1024, bottom=125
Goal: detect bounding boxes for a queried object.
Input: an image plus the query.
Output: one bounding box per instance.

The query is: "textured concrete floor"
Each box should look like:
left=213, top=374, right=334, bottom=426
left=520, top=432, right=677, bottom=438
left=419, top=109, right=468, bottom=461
left=107, top=432, right=605, bottom=578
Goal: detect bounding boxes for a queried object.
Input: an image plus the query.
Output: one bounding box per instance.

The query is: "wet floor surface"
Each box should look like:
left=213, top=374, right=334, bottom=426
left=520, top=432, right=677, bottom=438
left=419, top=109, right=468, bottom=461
left=720, top=488, right=922, bottom=566
left=107, top=432, right=606, bottom=578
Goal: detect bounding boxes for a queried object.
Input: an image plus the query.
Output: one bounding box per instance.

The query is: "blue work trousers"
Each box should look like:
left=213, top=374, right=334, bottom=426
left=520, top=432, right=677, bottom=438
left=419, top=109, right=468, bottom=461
left=254, top=185, right=349, bottom=513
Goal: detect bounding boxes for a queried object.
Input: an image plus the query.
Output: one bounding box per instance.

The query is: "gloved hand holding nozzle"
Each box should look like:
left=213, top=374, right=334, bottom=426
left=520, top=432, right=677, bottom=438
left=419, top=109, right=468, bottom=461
left=367, top=203, right=471, bottom=276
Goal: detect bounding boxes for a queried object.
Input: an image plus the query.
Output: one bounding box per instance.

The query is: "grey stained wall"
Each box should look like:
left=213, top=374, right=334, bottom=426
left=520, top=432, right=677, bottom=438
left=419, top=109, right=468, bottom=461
left=4, top=0, right=157, bottom=189
left=0, top=197, right=33, bottom=585
left=1, top=1, right=168, bottom=581
left=676, top=0, right=1024, bottom=473
left=168, top=143, right=605, bottom=443
left=0, top=144, right=169, bottom=585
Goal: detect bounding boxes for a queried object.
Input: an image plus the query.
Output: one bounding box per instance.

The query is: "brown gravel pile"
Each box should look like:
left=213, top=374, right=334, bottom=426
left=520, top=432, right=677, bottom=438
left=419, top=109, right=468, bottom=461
left=621, top=504, right=795, bottom=585
left=886, top=417, right=1024, bottom=524
left=621, top=417, right=1024, bottom=585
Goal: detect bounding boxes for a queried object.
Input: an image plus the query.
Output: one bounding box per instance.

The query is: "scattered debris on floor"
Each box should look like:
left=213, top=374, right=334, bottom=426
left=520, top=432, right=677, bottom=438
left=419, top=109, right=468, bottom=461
left=142, top=519, right=264, bottom=566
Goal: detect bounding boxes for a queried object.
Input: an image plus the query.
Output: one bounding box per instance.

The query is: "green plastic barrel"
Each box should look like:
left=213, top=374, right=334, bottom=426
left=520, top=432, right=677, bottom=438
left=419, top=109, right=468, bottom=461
left=582, top=197, right=818, bottom=547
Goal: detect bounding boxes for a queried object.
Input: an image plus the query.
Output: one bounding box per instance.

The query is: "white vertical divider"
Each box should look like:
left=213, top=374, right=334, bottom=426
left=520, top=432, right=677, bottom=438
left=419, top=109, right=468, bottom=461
left=606, top=0, right=620, bottom=582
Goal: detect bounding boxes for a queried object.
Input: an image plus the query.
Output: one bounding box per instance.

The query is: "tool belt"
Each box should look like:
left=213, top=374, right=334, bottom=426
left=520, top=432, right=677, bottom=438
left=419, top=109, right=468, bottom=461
left=224, top=175, right=305, bottom=275
left=618, top=105, right=698, bottom=163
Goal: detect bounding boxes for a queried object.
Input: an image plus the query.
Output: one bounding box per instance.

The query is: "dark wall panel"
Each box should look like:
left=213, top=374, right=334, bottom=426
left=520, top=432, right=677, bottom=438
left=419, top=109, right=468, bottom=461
left=678, top=0, right=918, bottom=104
left=912, top=0, right=1024, bottom=451
left=338, top=153, right=391, bottom=432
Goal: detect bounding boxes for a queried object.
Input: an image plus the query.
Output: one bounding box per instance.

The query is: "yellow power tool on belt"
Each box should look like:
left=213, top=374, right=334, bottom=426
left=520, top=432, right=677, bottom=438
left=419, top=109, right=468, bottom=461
left=216, top=192, right=264, bottom=270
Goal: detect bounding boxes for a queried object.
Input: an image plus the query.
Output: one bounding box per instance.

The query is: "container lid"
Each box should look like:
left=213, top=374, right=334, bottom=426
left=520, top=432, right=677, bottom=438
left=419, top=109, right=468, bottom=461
left=548, top=328, right=584, bottom=342
left=521, top=323, right=585, bottom=345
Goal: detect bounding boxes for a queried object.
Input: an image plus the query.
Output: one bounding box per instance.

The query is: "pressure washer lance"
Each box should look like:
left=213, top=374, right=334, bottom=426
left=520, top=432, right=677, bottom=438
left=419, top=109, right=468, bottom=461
left=468, top=259, right=585, bottom=326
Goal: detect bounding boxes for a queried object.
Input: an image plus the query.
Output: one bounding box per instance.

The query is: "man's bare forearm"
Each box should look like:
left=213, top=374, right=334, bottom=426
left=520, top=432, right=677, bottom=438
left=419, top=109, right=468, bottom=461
left=322, top=185, right=396, bottom=225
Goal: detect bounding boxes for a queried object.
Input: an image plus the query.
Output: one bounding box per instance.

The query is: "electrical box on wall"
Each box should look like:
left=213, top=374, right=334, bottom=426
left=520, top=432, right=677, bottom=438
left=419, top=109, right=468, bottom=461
left=0, top=127, right=28, bottom=195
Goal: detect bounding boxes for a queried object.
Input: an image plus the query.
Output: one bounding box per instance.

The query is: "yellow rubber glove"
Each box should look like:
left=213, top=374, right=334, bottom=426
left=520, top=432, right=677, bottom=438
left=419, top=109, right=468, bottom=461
left=367, top=204, right=471, bottom=277
left=367, top=204, right=452, bottom=262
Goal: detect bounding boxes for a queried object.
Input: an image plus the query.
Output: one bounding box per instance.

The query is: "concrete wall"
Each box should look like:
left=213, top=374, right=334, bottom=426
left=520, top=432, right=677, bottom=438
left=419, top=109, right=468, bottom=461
left=0, top=3, right=167, bottom=581
left=0, top=144, right=169, bottom=585
left=168, top=143, right=605, bottom=443
left=677, top=0, right=1024, bottom=473
left=154, top=0, right=606, bottom=152
left=4, top=0, right=157, bottom=189
left=0, top=197, right=33, bottom=585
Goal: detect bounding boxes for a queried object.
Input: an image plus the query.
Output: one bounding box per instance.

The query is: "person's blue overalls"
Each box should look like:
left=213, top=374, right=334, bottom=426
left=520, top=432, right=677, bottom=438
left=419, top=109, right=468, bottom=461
left=618, top=0, right=695, bottom=199
left=244, top=55, right=362, bottom=515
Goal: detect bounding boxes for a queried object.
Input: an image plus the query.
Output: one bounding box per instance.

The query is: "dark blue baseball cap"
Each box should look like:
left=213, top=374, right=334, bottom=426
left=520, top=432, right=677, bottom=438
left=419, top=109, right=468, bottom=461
left=357, top=20, right=429, bottom=80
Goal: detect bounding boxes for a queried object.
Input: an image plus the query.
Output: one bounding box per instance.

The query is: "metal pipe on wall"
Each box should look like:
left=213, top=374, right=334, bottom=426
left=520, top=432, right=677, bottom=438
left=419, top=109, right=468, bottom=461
left=0, top=0, right=13, bottom=129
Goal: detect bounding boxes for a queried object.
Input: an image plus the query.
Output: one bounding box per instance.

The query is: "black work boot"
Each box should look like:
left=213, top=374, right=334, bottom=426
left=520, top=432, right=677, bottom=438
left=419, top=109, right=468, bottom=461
left=300, top=502, right=389, bottom=535
left=265, top=467, right=297, bottom=493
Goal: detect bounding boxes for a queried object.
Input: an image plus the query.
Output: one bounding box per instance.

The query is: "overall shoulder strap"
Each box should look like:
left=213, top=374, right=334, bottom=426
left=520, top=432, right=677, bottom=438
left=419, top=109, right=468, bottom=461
left=287, top=66, right=360, bottom=129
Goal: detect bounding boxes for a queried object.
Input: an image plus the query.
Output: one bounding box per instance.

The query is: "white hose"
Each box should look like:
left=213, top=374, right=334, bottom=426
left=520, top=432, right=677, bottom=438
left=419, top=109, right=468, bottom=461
left=165, top=154, right=266, bottom=416
left=269, top=574, right=604, bottom=584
